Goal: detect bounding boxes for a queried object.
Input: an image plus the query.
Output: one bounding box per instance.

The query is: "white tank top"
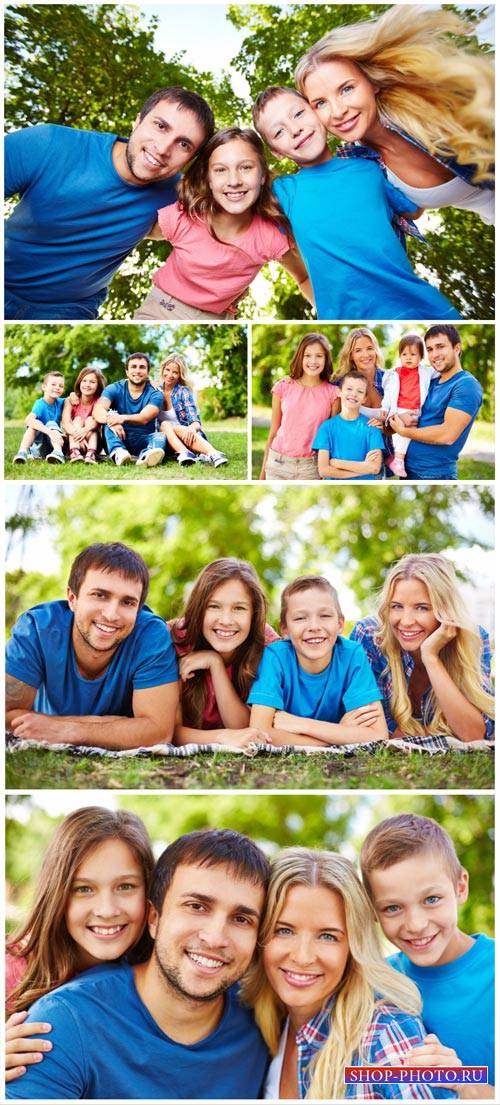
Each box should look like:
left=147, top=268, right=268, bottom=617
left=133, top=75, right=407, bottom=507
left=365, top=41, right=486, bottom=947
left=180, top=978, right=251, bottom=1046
left=386, top=166, right=494, bottom=225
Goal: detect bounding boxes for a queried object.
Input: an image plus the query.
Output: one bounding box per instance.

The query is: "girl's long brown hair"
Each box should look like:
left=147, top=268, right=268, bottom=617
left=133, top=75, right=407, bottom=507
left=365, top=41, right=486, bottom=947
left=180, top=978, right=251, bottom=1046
left=7, top=807, right=154, bottom=1013
left=172, top=558, right=268, bottom=727
left=289, top=333, right=333, bottom=381
left=73, top=365, right=106, bottom=399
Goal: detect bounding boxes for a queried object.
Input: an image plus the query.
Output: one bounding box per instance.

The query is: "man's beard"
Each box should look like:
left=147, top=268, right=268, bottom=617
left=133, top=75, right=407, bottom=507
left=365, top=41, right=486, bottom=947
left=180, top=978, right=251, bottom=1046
left=154, top=944, right=232, bottom=1004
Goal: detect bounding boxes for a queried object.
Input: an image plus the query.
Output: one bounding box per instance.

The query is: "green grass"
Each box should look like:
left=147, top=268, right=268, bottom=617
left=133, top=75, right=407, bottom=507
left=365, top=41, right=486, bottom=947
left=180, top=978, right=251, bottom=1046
left=5, top=746, right=494, bottom=791
left=5, top=422, right=248, bottom=481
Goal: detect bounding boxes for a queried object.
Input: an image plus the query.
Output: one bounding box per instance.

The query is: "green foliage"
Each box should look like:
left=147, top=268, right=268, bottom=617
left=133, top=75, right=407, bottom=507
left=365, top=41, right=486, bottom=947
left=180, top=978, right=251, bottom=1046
left=408, top=211, right=494, bottom=321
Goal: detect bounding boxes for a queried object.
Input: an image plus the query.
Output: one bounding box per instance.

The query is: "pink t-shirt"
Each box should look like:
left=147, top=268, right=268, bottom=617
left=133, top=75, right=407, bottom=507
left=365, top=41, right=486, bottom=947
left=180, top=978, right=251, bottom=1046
left=271, top=377, right=341, bottom=457
left=70, top=398, right=97, bottom=421
left=154, top=202, right=291, bottom=313
left=5, top=949, right=28, bottom=1007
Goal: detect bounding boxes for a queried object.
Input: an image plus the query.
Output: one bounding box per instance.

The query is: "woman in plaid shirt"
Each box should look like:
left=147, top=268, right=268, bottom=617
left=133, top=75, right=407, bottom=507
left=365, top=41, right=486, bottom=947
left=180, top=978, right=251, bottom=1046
left=156, top=354, right=228, bottom=467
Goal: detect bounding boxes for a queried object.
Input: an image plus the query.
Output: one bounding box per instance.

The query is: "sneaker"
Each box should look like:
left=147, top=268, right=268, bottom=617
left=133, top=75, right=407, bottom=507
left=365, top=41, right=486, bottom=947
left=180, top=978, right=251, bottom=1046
left=196, top=453, right=210, bottom=463
left=136, top=446, right=165, bottom=468
left=387, top=456, right=407, bottom=478
left=46, top=449, right=65, bottom=464
left=13, top=449, right=28, bottom=464
left=113, top=448, right=133, bottom=466
left=208, top=450, right=229, bottom=468
left=70, top=448, right=83, bottom=463
left=177, top=450, right=196, bottom=466
left=29, top=443, right=43, bottom=461
left=85, top=450, right=97, bottom=464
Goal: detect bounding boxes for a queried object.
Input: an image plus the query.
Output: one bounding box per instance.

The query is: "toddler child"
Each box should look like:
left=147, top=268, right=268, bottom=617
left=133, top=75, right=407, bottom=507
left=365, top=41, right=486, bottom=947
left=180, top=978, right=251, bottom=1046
left=13, top=371, right=66, bottom=465
left=381, top=335, right=436, bottom=478
left=313, top=370, right=384, bottom=480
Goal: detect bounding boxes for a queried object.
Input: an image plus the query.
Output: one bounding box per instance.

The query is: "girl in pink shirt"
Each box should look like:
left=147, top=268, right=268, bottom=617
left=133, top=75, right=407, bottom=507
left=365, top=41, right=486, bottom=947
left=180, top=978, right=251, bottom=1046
left=260, top=333, right=341, bottom=480
left=134, top=127, right=313, bottom=320
left=170, top=557, right=279, bottom=750
left=61, top=366, right=106, bottom=464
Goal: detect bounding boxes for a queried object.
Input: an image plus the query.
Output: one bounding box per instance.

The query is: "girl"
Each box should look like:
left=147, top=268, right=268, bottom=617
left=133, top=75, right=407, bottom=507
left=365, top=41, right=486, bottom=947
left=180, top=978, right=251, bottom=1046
left=170, top=557, right=279, bottom=749
left=350, top=553, right=494, bottom=742
left=296, top=6, right=494, bottom=225
left=158, top=354, right=228, bottom=468
left=134, top=127, right=313, bottom=321
left=61, top=366, right=106, bottom=464
left=6, top=807, right=153, bottom=1083
left=259, top=333, right=340, bottom=481
left=242, top=847, right=431, bottom=1100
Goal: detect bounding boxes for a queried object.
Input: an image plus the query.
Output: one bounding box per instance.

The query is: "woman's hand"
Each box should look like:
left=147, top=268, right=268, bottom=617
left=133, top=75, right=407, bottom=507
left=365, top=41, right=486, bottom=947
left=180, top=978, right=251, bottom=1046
left=420, top=623, right=458, bottom=664
left=5, top=1010, right=53, bottom=1082
left=178, top=651, right=224, bottom=681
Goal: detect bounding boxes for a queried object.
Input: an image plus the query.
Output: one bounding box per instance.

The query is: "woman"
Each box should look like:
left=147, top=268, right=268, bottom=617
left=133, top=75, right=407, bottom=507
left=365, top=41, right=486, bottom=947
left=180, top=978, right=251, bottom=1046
left=335, top=328, right=385, bottom=413
left=157, top=354, right=228, bottom=467
left=350, top=553, right=494, bottom=742
left=242, top=847, right=433, bottom=1100
left=295, top=6, right=494, bottom=225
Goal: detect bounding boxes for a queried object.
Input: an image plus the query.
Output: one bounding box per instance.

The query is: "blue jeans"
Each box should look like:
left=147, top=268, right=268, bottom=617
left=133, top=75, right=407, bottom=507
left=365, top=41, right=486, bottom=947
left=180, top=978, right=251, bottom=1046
left=104, top=426, right=165, bottom=459
left=5, top=288, right=103, bottom=320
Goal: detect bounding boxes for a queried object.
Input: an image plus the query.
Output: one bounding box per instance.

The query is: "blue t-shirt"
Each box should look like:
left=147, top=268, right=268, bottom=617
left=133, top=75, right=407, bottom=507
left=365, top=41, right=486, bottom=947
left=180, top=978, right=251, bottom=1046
left=6, top=962, right=269, bottom=1100
left=31, top=396, right=65, bottom=426
left=6, top=600, right=178, bottom=716
left=312, top=413, right=384, bottom=480
left=247, top=637, right=382, bottom=719
left=102, top=378, right=165, bottom=449
left=389, top=934, right=494, bottom=1082
left=405, top=370, right=483, bottom=479
left=272, top=159, right=460, bottom=321
left=5, top=125, right=178, bottom=308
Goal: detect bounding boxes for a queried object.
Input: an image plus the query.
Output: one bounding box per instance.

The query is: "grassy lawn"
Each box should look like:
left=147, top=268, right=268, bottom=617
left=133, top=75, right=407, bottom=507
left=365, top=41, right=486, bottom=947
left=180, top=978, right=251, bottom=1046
left=5, top=746, right=493, bottom=791
left=251, top=423, right=494, bottom=480
left=5, top=421, right=248, bottom=481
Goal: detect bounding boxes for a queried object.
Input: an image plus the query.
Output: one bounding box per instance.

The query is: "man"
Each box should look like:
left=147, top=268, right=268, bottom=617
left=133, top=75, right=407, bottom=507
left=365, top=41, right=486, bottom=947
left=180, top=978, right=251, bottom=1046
left=94, top=352, right=166, bottom=466
left=390, top=325, right=483, bottom=480
left=5, top=87, right=214, bottom=320
left=6, top=542, right=179, bottom=749
left=7, top=829, right=270, bottom=1100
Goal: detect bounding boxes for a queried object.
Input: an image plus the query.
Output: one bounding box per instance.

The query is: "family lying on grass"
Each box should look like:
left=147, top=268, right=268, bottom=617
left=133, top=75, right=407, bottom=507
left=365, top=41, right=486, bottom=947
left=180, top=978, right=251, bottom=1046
left=5, top=813, right=494, bottom=1099
left=13, top=352, right=228, bottom=469
left=5, top=544, right=494, bottom=752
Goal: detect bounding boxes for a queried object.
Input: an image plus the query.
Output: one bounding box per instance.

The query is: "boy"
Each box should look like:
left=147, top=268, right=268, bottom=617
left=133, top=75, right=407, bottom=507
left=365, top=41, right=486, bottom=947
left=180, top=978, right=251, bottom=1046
left=312, top=370, right=384, bottom=480
left=381, top=334, right=436, bottom=479
left=360, top=814, right=494, bottom=1098
left=248, top=576, right=387, bottom=746
left=13, top=371, right=66, bottom=464
left=252, top=87, right=460, bottom=321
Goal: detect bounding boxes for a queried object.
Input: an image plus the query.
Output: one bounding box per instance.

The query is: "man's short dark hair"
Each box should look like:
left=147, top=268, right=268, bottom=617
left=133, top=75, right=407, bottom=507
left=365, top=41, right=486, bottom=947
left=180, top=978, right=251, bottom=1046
left=126, top=351, right=151, bottom=371
left=67, top=543, right=150, bottom=607
left=138, top=87, right=215, bottom=143
left=150, top=829, right=270, bottom=913
left=424, top=324, right=461, bottom=347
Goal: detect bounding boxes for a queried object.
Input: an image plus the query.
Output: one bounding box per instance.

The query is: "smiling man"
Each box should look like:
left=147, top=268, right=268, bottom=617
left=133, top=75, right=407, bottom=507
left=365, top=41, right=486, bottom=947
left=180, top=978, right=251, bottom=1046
left=5, top=87, right=214, bottom=320
left=94, top=351, right=166, bottom=466
left=5, top=542, right=179, bottom=750
left=7, top=830, right=270, bottom=1100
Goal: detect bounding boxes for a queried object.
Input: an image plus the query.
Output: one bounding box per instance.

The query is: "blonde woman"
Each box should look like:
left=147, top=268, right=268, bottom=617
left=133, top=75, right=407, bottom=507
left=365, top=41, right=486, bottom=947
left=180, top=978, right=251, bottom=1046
left=295, top=6, right=494, bottom=226
left=157, top=354, right=228, bottom=467
left=350, top=553, right=494, bottom=742
left=242, top=847, right=437, bottom=1100
left=335, top=327, right=385, bottom=414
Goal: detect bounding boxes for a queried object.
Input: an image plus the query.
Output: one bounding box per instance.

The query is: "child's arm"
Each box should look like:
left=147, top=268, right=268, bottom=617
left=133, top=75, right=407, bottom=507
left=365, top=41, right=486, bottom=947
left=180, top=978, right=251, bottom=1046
left=249, top=704, right=329, bottom=747
left=174, top=701, right=271, bottom=750
left=404, top=1035, right=494, bottom=1099
left=25, top=413, right=52, bottom=436
left=279, top=247, right=315, bottom=306
left=273, top=702, right=387, bottom=745
left=144, top=219, right=163, bottom=240
left=259, top=392, right=283, bottom=480
left=178, top=651, right=250, bottom=729
left=321, top=450, right=382, bottom=478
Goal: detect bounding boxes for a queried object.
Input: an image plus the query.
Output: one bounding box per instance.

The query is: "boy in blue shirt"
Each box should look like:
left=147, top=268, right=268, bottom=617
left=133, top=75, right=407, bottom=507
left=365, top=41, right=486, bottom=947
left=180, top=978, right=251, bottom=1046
left=248, top=575, right=387, bottom=745
left=313, top=370, right=384, bottom=480
left=361, top=814, right=495, bottom=1098
left=13, top=371, right=66, bottom=464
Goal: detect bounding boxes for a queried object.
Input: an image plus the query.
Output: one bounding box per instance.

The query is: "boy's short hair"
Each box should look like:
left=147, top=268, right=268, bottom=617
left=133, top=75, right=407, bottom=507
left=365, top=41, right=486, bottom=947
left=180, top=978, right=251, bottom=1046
left=67, top=542, right=150, bottom=608
left=42, top=371, right=64, bottom=385
left=150, top=829, right=270, bottom=913
left=252, top=86, right=305, bottom=136
left=360, top=814, right=464, bottom=894
left=280, top=576, right=342, bottom=626
left=340, top=369, right=368, bottom=393
left=424, top=324, right=461, bottom=348
left=399, top=333, right=425, bottom=359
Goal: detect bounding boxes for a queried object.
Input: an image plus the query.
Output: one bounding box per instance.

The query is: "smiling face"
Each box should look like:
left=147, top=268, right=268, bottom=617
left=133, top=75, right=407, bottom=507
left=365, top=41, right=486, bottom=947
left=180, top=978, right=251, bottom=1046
left=122, top=99, right=205, bottom=184
left=400, top=345, right=421, bottom=370
left=368, top=852, right=469, bottom=967
left=149, top=862, right=264, bottom=1002
left=161, top=362, right=181, bottom=388
left=258, top=91, right=330, bottom=166
left=68, top=567, right=143, bottom=658
left=42, top=375, right=65, bottom=402
left=341, top=375, right=368, bottom=411
left=126, top=356, right=150, bottom=388
left=388, top=577, right=440, bottom=653
left=79, top=372, right=100, bottom=399
left=263, top=883, right=350, bottom=1024
left=300, top=341, right=327, bottom=380
left=425, top=334, right=461, bottom=376
left=201, top=578, right=253, bottom=661
left=282, top=586, right=343, bottom=673
left=207, top=138, right=265, bottom=216
left=66, top=839, right=147, bottom=970
left=304, top=58, right=380, bottom=143
left=350, top=335, right=378, bottom=376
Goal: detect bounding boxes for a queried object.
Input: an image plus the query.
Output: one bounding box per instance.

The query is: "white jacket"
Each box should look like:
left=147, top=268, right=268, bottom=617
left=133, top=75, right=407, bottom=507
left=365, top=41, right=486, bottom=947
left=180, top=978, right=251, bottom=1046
left=381, top=364, right=438, bottom=418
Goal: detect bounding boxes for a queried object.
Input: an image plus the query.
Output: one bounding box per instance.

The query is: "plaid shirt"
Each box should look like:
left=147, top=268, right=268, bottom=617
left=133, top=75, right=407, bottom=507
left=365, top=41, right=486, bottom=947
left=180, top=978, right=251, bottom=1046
left=293, top=996, right=454, bottom=1099
left=350, top=617, right=494, bottom=739
left=169, top=383, right=201, bottom=427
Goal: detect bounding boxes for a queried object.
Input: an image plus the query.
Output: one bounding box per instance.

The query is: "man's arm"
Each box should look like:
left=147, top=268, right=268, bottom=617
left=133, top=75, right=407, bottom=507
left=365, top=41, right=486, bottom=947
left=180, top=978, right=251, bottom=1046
left=6, top=675, right=37, bottom=728
left=390, top=407, right=472, bottom=446
left=93, top=395, right=112, bottom=423
left=109, top=403, right=162, bottom=427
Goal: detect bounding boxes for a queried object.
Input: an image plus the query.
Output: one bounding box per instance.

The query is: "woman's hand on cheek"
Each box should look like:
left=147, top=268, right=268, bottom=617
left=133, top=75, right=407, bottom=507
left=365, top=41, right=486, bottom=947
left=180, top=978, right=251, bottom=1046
left=420, top=623, right=458, bottom=663
left=179, top=651, right=223, bottom=680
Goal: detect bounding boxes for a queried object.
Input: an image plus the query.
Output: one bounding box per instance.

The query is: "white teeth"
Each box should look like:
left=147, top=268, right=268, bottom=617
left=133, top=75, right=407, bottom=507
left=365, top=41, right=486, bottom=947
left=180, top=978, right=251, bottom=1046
left=188, top=952, right=225, bottom=969
left=90, top=925, right=124, bottom=936
left=406, top=935, right=435, bottom=947
left=95, top=623, right=117, bottom=634
left=284, top=970, right=319, bottom=982
left=214, top=629, right=237, bottom=637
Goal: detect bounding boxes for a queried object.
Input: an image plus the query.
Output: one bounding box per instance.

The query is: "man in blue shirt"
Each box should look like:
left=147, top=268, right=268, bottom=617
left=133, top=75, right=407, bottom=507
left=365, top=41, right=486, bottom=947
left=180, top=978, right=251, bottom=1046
left=94, top=351, right=166, bottom=466
left=6, top=542, right=179, bottom=750
left=7, top=829, right=270, bottom=1100
left=5, top=87, right=214, bottom=320
left=390, top=326, right=483, bottom=480
left=312, top=371, right=384, bottom=480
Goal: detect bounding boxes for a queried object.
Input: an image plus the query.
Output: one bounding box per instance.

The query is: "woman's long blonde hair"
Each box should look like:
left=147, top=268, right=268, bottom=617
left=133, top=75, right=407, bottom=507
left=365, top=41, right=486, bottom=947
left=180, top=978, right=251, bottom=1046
left=295, top=5, right=493, bottom=182
left=241, top=847, right=422, bottom=1100
left=337, top=327, right=384, bottom=378
left=159, top=354, right=192, bottom=394
left=376, top=553, right=494, bottom=736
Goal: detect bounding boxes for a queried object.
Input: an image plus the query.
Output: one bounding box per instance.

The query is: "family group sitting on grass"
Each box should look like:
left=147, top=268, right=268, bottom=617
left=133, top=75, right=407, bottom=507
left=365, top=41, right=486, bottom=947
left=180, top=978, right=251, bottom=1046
left=6, top=543, right=494, bottom=753
left=5, top=812, right=494, bottom=1099
left=13, top=352, right=228, bottom=469
left=259, top=325, right=484, bottom=482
